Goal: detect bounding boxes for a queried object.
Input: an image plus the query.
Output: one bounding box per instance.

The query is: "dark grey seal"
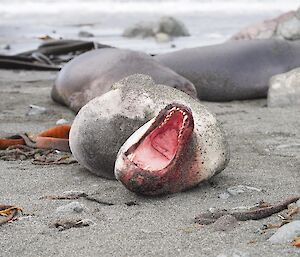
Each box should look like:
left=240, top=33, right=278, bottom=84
left=52, top=48, right=196, bottom=112
left=155, top=39, right=300, bottom=101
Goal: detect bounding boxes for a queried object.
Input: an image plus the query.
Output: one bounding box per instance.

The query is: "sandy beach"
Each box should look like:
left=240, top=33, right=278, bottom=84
left=1, top=0, right=300, bottom=256
left=0, top=69, right=299, bottom=256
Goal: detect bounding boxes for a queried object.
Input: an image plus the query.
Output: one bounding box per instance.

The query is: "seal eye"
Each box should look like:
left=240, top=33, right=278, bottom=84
left=126, top=104, right=193, bottom=172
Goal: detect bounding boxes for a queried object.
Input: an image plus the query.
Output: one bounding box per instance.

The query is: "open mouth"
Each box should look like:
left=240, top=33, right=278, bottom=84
left=125, top=103, right=194, bottom=172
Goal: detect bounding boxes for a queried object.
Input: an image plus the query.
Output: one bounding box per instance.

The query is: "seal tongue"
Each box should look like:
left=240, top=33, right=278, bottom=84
left=128, top=111, right=184, bottom=171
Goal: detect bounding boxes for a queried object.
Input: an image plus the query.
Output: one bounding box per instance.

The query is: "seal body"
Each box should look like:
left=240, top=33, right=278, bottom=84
left=155, top=39, right=300, bottom=101
left=69, top=74, right=229, bottom=179
left=52, top=48, right=196, bottom=112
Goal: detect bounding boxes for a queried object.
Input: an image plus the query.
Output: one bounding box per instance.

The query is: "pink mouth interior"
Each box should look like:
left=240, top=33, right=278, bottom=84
left=127, top=110, right=186, bottom=171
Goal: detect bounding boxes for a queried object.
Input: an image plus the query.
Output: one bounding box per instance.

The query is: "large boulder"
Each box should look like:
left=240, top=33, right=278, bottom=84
left=122, top=16, right=190, bottom=42
left=268, top=67, right=300, bottom=107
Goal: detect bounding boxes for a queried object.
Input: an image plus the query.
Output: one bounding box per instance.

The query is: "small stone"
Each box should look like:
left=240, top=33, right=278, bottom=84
left=78, top=30, right=94, bottom=38
left=268, top=221, right=300, bottom=244
left=218, top=192, right=231, bottom=199
left=55, top=201, right=85, bottom=214
left=211, top=214, right=238, bottom=232
left=155, top=32, right=171, bottom=43
left=268, top=67, right=300, bottom=107
left=26, top=104, right=47, bottom=116
left=78, top=219, right=95, bottom=226
left=56, top=118, right=69, bottom=125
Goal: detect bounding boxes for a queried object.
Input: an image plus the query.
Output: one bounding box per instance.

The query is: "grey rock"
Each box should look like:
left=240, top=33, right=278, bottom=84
left=78, top=30, right=94, bottom=38
left=154, top=16, right=190, bottom=37
left=268, top=67, right=300, bottom=107
left=70, top=74, right=229, bottom=179
left=211, top=214, right=238, bottom=232
left=268, top=220, right=300, bottom=243
left=55, top=201, right=85, bottom=214
left=122, top=16, right=189, bottom=39
left=26, top=104, right=47, bottom=116
left=122, top=22, right=155, bottom=38
left=277, top=16, right=300, bottom=40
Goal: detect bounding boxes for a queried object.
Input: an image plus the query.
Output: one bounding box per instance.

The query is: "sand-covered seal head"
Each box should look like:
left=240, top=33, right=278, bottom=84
left=70, top=74, right=229, bottom=182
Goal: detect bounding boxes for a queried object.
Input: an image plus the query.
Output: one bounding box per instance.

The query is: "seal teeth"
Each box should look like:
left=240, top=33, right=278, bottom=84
left=128, top=153, right=135, bottom=161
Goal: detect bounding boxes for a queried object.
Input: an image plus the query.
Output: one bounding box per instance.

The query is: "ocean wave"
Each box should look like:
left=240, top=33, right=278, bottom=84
left=0, top=0, right=299, bottom=15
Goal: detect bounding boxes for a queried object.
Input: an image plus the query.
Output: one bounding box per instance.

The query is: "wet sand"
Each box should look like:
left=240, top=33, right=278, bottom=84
left=0, top=70, right=299, bottom=256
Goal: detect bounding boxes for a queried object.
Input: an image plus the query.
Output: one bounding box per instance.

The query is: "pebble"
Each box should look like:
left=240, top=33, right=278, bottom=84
left=218, top=192, right=231, bottom=199
left=26, top=104, right=47, bottom=116
left=55, top=201, right=85, bottom=214
left=211, top=214, right=238, bottom=232
left=56, top=118, right=69, bottom=125
left=268, top=221, right=300, bottom=244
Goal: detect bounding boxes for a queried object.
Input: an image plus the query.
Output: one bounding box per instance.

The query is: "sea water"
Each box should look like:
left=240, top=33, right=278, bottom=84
left=0, top=0, right=299, bottom=54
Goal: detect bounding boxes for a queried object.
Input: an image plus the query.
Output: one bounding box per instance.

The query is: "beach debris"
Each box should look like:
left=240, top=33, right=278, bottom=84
left=0, top=39, right=111, bottom=71
left=38, top=34, right=54, bottom=40
left=50, top=218, right=94, bottom=231
left=123, top=16, right=190, bottom=41
left=78, top=30, right=94, bottom=38
left=0, top=145, right=76, bottom=165
left=0, top=205, right=23, bottom=226
left=268, top=220, right=300, bottom=244
left=55, top=201, right=86, bottom=214
left=0, top=124, right=71, bottom=153
left=41, top=192, right=114, bottom=206
left=56, top=118, right=69, bottom=125
left=26, top=104, right=47, bottom=116
left=41, top=191, right=87, bottom=200
left=268, top=67, right=300, bottom=107
left=195, top=196, right=300, bottom=225
left=226, top=185, right=262, bottom=196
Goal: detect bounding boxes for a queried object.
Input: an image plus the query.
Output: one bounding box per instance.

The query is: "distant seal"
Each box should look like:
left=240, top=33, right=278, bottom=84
left=52, top=48, right=196, bottom=112
left=155, top=39, right=300, bottom=101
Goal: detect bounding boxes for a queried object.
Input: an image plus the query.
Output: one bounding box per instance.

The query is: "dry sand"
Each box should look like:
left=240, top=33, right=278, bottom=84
left=0, top=70, right=299, bottom=257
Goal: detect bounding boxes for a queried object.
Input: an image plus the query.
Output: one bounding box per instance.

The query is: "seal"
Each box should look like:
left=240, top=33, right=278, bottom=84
left=115, top=102, right=227, bottom=195
left=69, top=74, right=229, bottom=180
left=155, top=39, right=300, bottom=101
left=52, top=48, right=197, bottom=112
